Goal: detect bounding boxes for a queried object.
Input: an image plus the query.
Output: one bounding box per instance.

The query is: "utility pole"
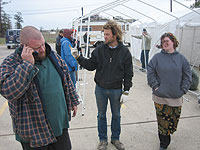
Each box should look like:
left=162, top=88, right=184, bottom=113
left=81, top=7, right=83, bottom=16
left=0, top=0, right=2, bottom=37
left=170, top=0, right=172, bottom=12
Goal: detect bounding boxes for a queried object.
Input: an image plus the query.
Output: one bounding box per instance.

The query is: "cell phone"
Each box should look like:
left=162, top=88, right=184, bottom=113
left=20, top=44, right=39, bottom=57
left=32, top=51, right=39, bottom=57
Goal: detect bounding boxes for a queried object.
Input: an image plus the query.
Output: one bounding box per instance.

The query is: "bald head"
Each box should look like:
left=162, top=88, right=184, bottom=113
left=20, top=26, right=44, bottom=45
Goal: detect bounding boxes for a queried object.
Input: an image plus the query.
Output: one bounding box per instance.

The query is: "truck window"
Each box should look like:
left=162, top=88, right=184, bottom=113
left=17, top=31, right=20, bottom=35
left=8, top=31, right=14, bottom=36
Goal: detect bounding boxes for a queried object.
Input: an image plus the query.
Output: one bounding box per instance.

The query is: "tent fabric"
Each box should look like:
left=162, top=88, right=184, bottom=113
left=130, top=8, right=200, bottom=67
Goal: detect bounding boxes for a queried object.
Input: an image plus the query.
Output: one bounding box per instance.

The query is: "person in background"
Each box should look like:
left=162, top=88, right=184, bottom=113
left=132, top=28, right=151, bottom=72
left=72, top=20, right=133, bottom=150
left=71, top=29, right=77, bottom=48
left=55, top=30, right=63, bottom=55
left=147, top=32, right=192, bottom=150
left=61, top=29, right=78, bottom=88
left=83, top=32, right=91, bottom=58
left=0, top=26, right=80, bottom=150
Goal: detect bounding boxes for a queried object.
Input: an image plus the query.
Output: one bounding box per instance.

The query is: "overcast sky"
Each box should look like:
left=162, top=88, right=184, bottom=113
left=2, top=0, right=195, bottom=30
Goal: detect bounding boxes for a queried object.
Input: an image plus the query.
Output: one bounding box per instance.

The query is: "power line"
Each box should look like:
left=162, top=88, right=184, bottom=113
left=9, top=8, right=80, bottom=16
left=5, top=3, right=107, bottom=13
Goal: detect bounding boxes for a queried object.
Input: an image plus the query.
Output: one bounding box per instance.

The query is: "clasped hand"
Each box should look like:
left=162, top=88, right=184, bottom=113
left=71, top=48, right=79, bottom=58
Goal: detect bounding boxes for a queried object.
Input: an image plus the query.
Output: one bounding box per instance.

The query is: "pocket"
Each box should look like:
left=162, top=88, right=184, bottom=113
left=153, top=84, right=166, bottom=97
left=153, top=86, right=160, bottom=94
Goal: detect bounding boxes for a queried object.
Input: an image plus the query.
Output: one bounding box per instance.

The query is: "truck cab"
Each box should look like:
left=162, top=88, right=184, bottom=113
left=6, top=29, right=21, bottom=49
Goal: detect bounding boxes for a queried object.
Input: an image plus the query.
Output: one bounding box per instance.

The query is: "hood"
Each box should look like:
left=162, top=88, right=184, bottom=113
left=60, top=37, right=72, bottom=44
left=63, top=29, right=72, bottom=39
left=105, top=42, right=124, bottom=49
left=161, top=49, right=179, bottom=66
left=161, top=49, right=179, bottom=55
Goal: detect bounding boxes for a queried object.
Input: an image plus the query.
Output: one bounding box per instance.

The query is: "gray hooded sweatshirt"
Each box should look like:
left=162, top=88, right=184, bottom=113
left=147, top=49, right=192, bottom=99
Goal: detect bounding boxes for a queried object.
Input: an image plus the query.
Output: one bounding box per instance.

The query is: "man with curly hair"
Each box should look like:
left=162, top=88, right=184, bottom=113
left=72, top=20, right=133, bottom=150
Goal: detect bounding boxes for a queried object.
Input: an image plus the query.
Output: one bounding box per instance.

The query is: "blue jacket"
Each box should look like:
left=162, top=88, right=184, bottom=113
left=147, top=49, right=192, bottom=99
left=61, top=37, right=77, bottom=72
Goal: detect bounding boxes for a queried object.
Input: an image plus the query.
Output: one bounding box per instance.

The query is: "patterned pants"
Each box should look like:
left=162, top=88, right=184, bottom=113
left=154, top=102, right=182, bottom=136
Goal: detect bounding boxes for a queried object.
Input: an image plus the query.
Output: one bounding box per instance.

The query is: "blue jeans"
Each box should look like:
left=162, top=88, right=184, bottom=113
left=95, top=84, right=122, bottom=141
left=140, top=50, right=149, bottom=69
left=69, top=71, right=76, bottom=88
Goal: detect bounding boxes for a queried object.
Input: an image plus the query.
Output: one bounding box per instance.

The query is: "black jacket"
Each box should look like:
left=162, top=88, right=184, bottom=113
left=77, top=42, right=133, bottom=91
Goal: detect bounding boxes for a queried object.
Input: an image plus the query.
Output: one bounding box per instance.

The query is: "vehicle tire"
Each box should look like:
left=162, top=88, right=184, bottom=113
left=7, top=46, right=11, bottom=49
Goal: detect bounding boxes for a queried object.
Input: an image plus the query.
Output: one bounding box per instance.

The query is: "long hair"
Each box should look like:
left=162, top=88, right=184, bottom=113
left=160, top=32, right=179, bottom=49
left=103, top=20, right=122, bottom=42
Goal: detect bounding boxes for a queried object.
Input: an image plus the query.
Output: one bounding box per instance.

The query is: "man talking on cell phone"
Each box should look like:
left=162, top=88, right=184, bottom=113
left=0, top=26, right=79, bottom=150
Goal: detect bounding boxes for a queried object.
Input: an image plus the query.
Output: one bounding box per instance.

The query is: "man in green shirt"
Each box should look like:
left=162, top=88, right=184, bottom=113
left=0, top=26, right=80, bottom=150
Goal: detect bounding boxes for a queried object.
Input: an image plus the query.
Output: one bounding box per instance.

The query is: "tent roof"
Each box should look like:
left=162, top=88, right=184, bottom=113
left=130, top=8, right=200, bottom=28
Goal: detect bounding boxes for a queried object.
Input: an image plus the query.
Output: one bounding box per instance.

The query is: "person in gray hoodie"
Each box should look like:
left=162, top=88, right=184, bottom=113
left=147, top=32, right=192, bottom=150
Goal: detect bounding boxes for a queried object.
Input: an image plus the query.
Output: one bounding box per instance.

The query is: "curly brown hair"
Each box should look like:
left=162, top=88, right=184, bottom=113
left=103, top=20, right=122, bottom=42
left=160, top=32, right=179, bottom=49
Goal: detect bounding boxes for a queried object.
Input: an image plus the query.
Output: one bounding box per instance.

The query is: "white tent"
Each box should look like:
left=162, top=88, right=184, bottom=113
left=178, top=8, right=200, bottom=67
left=130, top=8, right=200, bottom=67
left=72, top=1, right=200, bottom=114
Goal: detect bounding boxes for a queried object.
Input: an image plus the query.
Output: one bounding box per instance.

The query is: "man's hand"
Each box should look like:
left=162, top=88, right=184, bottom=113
left=120, top=91, right=129, bottom=105
left=154, top=87, right=158, bottom=91
left=21, top=45, right=35, bottom=65
left=71, top=48, right=79, bottom=59
left=72, top=105, right=78, bottom=117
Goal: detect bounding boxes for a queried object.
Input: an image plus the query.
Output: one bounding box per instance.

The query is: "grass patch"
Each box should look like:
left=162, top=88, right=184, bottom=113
left=0, top=35, right=55, bottom=45
left=43, top=33, right=56, bottom=44
left=0, top=38, right=5, bottom=45
left=44, top=37, right=56, bottom=43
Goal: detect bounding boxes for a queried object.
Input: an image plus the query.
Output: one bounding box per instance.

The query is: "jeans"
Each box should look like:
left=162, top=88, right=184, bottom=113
left=140, top=50, right=149, bottom=69
left=69, top=71, right=76, bottom=88
left=95, top=84, right=122, bottom=141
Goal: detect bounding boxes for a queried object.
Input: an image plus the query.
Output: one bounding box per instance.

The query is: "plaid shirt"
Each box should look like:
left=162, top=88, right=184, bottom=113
left=0, top=44, right=79, bottom=148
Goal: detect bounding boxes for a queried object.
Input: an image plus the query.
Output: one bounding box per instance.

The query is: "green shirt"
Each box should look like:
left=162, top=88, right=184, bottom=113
left=16, top=57, right=69, bottom=142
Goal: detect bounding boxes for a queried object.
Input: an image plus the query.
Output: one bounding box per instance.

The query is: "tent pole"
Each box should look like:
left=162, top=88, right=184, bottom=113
left=79, top=17, right=85, bottom=116
left=136, top=0, right=181, bottom=51
left=121, top=4, right=156, bottom=22
left=81, top=15, right=91, bottom=116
